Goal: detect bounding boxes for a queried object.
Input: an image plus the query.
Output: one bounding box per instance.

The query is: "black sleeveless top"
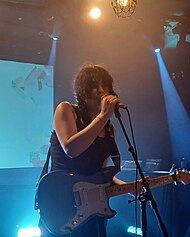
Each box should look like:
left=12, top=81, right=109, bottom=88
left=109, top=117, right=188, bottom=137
left=50, top=105, right=113, bottom=175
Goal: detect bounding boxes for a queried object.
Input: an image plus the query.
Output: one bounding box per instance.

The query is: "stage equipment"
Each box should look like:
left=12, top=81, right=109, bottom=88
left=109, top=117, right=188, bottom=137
left=111, top=0, right=137, bottom=17
left=114, top=105, right=170, bottom=237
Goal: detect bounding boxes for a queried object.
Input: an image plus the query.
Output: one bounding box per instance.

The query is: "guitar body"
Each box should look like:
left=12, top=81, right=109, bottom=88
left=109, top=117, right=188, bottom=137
left=36, top=166, right=118, bottom=235
left=36, top=165, right=190, bottom=235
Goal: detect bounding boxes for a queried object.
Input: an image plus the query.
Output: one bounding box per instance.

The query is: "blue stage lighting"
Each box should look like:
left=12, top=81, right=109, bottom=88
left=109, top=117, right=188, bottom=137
left=156, top=51, right=190, bottom=160
left=127, top=226, right=142, bottom=236
left=154, top=48, right=160, bottom=53
left=17, top=227, right=41, bottom=237
left=52, top=37, right=58, bottom=41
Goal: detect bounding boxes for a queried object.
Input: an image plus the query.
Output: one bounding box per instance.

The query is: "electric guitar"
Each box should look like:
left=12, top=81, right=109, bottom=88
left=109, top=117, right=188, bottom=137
left=35, top=166, right=190, bottom=235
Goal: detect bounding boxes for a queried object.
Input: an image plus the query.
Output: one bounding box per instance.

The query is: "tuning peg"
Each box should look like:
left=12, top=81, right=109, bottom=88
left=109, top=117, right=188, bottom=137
left=169, top=164, right=178, bottom=186
left=169, top=164, right=176, bottom=175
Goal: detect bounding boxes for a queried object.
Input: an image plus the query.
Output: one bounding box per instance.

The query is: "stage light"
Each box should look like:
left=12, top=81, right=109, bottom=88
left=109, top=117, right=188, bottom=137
left=89, top=8, right=101, bottom=19
left=17, top=227, right=41, bottom=237
left=48, top=34, right=59, bottom=41
left=52, top=36, right=58, bottom=41
left=39, top=32, right=60, bottom=41
left=127, top=226, right=142, bottom=236
left=111, top=0, right=137, bottom=17
left=155, top=49, right=190, bottom=163
left=154, top=48, right=160, bottom=53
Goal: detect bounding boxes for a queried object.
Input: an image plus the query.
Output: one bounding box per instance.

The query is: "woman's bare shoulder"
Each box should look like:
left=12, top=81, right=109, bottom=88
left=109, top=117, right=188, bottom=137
left=55, top=101, right=77, bottom=119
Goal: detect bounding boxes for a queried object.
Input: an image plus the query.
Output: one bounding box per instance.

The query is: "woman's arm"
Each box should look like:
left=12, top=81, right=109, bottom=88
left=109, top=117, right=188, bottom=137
left=113, top=176, right=126, bottom=185
left=54, top=95, right=119, bottom=158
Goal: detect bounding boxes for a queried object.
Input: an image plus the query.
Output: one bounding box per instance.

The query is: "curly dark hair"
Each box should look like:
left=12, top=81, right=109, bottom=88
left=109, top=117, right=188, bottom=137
left=74, top=64, right=117, bottom=125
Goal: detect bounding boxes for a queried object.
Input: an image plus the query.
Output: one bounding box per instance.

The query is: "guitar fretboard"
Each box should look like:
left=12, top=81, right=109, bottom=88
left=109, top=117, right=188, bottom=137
left=106, top=174, right=175, bottom=198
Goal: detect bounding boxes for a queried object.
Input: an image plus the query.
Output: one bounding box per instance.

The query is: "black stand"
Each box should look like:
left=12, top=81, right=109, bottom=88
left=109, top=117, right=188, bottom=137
left=115, top=108, right=169, bottom=237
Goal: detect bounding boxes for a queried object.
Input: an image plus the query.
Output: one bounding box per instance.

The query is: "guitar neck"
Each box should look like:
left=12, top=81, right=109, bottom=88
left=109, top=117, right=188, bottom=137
left=106, top=174, right=175, bottom=198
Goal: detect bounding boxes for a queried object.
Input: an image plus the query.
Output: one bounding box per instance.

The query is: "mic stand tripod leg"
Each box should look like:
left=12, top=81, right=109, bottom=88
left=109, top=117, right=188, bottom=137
left=139, top=193, right=148, bottom=237
left=128, top=192, right=148, bottom=237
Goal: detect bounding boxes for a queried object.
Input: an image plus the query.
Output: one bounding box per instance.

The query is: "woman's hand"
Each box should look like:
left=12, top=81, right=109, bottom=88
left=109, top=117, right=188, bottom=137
left=99, top=95, right=120, bottom=121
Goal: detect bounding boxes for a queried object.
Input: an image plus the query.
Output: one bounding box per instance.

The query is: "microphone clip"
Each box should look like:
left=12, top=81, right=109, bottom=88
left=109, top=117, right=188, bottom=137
left=114, top=104, right=121, bottom=118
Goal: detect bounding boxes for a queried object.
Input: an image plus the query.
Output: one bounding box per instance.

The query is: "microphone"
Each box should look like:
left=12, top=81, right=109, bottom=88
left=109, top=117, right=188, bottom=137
left=114, top=102, right=127, bottom=118
left=115, top=103, right=127, bottom=110
left=97, top=95, right=127, bottom=109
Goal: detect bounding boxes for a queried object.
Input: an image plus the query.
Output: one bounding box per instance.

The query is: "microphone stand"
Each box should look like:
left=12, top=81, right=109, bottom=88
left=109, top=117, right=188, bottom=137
left=114, top=108, right=169, bottom=237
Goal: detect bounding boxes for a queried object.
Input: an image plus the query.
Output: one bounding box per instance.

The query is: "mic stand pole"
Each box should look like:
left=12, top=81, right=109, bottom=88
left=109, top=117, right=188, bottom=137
left=115, top=108, right=169, bottom=237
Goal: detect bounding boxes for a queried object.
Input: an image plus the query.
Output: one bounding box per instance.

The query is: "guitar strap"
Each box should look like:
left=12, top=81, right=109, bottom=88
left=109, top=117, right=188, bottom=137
left=110, top=137, right=121, bottom=172
left=106, top=121, right=121, bottom=172
left=38, top=146, right=51, bottom=182
left=34, top=146, right=51, bottom=210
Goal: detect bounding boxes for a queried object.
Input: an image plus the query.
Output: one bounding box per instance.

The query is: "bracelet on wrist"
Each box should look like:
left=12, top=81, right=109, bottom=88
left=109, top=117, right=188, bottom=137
left=97, top=115, right=107, bottom=124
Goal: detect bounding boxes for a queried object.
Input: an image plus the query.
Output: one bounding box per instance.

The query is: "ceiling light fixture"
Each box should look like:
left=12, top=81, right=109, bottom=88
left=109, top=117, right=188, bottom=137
left=89, top=8, right=101, bottom=19
left=111, top=0, right=137, bottom=17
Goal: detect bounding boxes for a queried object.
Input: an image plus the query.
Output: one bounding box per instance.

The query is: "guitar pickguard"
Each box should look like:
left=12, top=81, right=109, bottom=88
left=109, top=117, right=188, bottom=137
left=61, top=182, right=116, bottom=232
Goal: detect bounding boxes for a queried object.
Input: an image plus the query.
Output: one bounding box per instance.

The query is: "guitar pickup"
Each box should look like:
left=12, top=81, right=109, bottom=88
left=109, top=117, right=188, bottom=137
left=73, top=191, right=82, bottom=207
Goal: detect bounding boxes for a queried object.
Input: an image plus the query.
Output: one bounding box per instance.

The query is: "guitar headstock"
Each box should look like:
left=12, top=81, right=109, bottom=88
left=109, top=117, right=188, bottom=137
left=175, top=169, right=190, bottom=185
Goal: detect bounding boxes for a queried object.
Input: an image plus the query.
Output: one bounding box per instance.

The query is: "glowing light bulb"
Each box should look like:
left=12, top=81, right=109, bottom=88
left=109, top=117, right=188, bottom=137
left=155, top=48, right=160, bottom=53
left=89, top=8, right=101, bottom=19
left=117, top=0, right=128, bottom=7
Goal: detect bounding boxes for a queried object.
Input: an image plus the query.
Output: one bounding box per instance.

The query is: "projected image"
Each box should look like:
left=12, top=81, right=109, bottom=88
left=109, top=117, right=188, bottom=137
left=163, top=12, right=190, bottom=49
left=0, top=60, right=53, bottom=168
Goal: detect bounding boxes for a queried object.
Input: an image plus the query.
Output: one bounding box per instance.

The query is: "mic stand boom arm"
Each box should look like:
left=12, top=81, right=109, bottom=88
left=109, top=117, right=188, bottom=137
left=114, top=108, right=169, bottom=237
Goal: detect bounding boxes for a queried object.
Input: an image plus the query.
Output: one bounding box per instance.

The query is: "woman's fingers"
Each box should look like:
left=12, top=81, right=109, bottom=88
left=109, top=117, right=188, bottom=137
left=100, top=95, right=120, bottom=117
